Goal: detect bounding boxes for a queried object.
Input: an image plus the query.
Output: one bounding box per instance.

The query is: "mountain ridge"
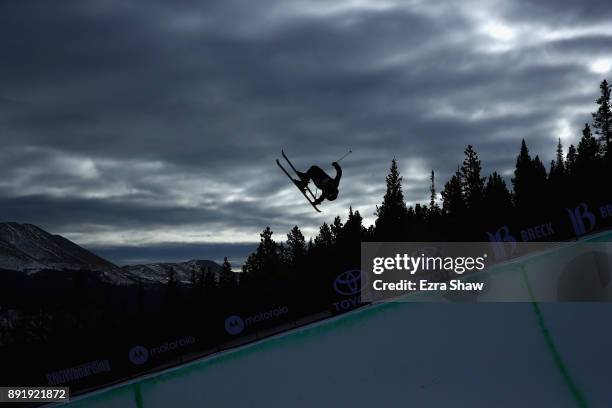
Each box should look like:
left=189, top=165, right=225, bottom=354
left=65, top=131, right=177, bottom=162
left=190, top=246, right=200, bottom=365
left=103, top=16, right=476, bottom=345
left=0, top=222, right=222, bottom=285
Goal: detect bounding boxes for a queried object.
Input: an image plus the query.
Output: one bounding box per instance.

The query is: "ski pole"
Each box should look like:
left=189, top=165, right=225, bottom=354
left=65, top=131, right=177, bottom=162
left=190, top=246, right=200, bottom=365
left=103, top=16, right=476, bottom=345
left=336, top=149, right=352, bottom=163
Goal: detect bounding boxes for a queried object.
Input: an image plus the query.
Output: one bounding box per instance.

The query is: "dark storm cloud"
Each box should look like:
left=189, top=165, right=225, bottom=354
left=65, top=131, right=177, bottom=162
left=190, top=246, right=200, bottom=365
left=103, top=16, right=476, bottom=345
left=500, top=0, right=612, bottom=24
left=1, top=0, right=611, bottom=264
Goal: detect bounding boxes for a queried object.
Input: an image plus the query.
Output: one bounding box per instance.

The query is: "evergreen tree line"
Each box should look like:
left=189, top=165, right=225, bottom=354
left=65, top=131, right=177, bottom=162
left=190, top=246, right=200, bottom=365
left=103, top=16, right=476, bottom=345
left=231, top=79, right=611, bottom=301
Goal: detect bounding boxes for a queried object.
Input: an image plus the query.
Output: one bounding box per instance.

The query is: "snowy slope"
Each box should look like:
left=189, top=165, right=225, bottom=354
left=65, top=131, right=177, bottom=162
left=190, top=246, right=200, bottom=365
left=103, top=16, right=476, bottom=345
left=0, top=239, right=47, bottom=272
left=0, top=222, right=133, bottom=284
left=66, top=302, right=612, bottom=408
left=122, top=259, right=222, bottom=284
left=0, top=222, right=116, bottom=272
left=0, top=222, right=224, bottom=286
left=66, top=231, right=612, bottom=408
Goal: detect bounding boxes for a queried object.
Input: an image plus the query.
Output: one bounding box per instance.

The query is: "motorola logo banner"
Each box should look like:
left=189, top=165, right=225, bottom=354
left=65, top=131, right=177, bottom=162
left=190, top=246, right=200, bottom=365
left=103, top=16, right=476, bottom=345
left=224, top=306, right=289, bottom=336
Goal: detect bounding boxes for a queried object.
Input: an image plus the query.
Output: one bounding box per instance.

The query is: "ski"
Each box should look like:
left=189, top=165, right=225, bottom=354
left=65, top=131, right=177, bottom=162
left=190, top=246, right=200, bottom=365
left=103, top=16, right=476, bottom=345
left=281, top=150, right=320, bottom=200
left=276, top=158, right=322, bottom=213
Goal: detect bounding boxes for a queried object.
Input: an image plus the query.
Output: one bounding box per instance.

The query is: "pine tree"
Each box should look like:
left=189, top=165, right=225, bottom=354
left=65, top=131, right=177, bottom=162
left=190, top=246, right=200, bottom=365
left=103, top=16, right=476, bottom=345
left=532, top=155, right=548, bottom=195
left=460, top=145, right=485, bottom=210
left=441, top=169, right=465, bottom=216
left=344, top=207, right=365, bottom=242
left=374, top=158, right=409, bottom=239
left=258, top=227, right=277, bottom=258
left=550, top=138, right=565, bottom=178
left=576, top=123, right=601, bottom=167
left=549, top=138, right=568, bottom=206
left=511, top=139, right=532, bottom=209
left=574, top=123, right=603, bottom=200
left=242, top=226, right=282, bottom=280
left=330, top=216, right=344, bottom=243
left=307, top=238, right=314, bottom=254
left=286, top=226, right=306, bottom=266
left=314, top=222, right=334, bottom=248
left=203, top=266, right=217, bottom=293
left=429, top=170, right=438, bottom=209
left=592, top=79, right=611, bottom=157
left=566, top=144, right=577, bottom=175
left=484, top=172, right=512, bottom=208
left=218, top=257, right=237, bottom=290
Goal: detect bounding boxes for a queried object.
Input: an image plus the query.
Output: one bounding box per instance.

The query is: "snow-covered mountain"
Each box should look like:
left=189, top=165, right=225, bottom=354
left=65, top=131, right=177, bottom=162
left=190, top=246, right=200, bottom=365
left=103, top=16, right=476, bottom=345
left=0, top=238, right=48, bottom=272
left=0, top=222, right=224, bottom=286
left=0, top=222, right=132, bottom=284
left=122, top=259, right=222, bottom=284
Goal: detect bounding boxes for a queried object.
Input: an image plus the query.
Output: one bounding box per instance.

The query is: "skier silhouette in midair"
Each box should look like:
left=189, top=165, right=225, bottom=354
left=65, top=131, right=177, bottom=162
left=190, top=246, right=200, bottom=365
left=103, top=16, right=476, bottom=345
left=277, top=149, right=350, bottom=212
left=296, top=162, right=342, bottom=205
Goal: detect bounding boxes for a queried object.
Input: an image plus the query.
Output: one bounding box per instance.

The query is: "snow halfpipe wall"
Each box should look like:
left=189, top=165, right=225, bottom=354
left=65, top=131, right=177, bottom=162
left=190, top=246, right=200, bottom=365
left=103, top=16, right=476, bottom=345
left=66, top=233, right=612, bottom=408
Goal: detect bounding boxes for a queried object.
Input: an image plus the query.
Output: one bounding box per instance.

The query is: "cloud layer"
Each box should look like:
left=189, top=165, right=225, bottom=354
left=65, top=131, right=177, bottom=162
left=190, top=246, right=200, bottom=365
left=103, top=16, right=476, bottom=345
left=1, top=0, right=611, bottom=265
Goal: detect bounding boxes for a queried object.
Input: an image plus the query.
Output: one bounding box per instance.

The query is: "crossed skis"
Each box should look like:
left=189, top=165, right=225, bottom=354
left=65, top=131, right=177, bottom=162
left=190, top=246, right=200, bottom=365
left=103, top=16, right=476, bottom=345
left=276, top=150, right=322, bottom=212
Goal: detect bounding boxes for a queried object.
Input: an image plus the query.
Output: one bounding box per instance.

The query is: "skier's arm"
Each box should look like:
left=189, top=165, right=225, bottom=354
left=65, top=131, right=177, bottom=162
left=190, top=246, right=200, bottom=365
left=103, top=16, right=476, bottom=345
left=332, top=162, right=342, bottom=184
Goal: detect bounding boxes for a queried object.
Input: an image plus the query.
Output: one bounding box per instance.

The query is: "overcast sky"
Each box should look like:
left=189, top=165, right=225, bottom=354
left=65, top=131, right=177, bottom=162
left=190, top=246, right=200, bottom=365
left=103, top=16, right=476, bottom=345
left=1, top=0, right=611, bottom=266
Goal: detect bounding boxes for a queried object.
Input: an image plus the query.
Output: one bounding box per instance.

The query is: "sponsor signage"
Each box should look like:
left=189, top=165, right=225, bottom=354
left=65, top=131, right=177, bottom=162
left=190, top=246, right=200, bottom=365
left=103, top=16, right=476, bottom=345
left=224, top=306, right=289, bottom=336
left=128, top=336, right=196, bottom=365
left=332, top=269, right=364, bottom=313
left=487, top=201, right=612, bottom=260
left=46, top=360, right=111, bottom=386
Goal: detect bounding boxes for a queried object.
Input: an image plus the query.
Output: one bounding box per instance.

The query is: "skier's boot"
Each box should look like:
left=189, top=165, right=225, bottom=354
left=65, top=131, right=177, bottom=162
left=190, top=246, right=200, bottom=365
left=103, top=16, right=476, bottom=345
left=295, top=172, right=309, bottom=190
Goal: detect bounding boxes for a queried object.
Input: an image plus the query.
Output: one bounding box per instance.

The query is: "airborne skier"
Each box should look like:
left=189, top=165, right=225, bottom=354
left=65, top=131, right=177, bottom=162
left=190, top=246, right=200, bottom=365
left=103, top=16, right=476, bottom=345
left=276, top=150, right=350, bottom=212
left=296, top=163, right=342, bottom=205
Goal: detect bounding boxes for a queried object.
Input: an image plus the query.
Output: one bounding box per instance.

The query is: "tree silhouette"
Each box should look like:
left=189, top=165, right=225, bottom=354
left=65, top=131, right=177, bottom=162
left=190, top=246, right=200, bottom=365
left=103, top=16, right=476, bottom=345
left=429, top=170, right=438, bottom=210
left=203, top=266, right=217, bottom=293
left=575, top=123, right=601, bottom=201
left=330, top=216, right=344, bottom=243
left=532, top=155, right=547, bottom=194
left=483, top=172, right=512, bottom=218
left=286, top=226, right=306, bottom=266
left=344, top=207, right=366, bottom=243
left=314, top=222, right=334, bottom=248
left=219, top=257, right=237, bottom=291
left=567, top=144, right=577, bottom=174
left=242, top=226, right=286, bottom=294
left=460, top=145, right=485, bottom=211
left=375, top=158, right=409, bottom=240
left=549, top=138, right=568, bottom=206
left=441, top=168, right=466, bottom=240
left=592, top=79, right=611, bottom=158
left=512, top=139, right=532, bottom=211
left=577, top=123, right=601, bottom=166
left=553, top=138, right=565, bottom=176
left=441, top=168, right=465, bottom=216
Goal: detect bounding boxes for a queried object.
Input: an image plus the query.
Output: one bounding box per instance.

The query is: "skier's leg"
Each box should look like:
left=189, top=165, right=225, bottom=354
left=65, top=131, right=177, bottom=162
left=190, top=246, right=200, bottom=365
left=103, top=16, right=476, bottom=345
left=305, top=166, right=331, bottom=190
left=296, top=166, right=325, bottom=189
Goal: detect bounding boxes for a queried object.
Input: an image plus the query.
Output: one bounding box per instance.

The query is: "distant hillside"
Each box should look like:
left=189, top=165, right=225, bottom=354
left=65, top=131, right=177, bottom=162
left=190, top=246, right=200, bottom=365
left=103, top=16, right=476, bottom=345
left=0, top=222, right=133, bottom=284
left=122, top=259, right=222, bottom=284
left=0, top=222, right=223, bottom=286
